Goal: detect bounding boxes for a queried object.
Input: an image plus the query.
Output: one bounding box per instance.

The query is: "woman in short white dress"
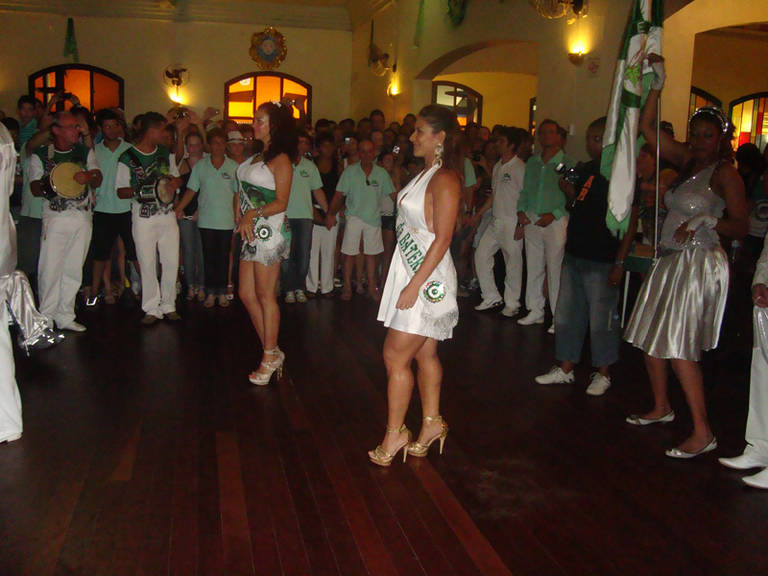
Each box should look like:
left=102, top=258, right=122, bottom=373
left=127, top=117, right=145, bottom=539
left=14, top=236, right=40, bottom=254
left=368, top=105, right=462, bottom=466
left=624, top=56, right=748, bottom=458
left=236, top=101, right=296, bottom=385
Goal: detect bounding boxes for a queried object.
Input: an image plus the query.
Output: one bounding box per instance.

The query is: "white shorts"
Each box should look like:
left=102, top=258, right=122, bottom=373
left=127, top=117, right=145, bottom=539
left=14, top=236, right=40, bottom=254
left=341, top=216, right=383, bottom=255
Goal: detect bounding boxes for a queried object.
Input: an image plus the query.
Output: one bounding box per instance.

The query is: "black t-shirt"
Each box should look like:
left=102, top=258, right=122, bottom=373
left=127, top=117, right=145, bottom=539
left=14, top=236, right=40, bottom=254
left=316, top=160, right=339, bottom=218
left=565, top=160, right=619, bottom=263
left=178, top=158, right=198, bottom=216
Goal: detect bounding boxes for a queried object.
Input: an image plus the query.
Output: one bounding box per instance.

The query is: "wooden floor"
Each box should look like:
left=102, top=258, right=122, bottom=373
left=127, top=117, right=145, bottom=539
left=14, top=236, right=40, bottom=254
left=1, top=288, right=766, bottom=575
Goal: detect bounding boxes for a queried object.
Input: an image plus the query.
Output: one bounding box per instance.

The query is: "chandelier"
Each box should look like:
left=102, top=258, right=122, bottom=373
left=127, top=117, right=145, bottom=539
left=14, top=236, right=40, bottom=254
left=529, top=0, right=588, bottom=20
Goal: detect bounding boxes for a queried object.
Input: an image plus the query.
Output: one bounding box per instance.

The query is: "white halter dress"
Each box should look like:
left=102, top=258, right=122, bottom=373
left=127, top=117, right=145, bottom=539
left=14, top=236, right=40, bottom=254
left=377, top=164, right=459, bottom=340
left=237, top=157, right=290, bottom=265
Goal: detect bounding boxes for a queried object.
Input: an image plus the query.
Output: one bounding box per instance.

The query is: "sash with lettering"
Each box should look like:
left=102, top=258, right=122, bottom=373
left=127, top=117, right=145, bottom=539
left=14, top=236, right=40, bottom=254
left=395, top=217, right=458, bottom=332
left=238, top=179, right=288, bottom=264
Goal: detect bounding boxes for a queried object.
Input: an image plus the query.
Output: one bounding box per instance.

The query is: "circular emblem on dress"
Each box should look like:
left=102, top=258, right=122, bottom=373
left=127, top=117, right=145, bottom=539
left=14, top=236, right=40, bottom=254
left=256, top=223, right=273, bottom=241
left=423, top=280, right=446, bottom=303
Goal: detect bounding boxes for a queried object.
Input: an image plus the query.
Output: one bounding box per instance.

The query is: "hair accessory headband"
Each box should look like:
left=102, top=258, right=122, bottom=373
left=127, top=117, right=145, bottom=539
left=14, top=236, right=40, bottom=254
left=690, top=106, right=730, bottom=135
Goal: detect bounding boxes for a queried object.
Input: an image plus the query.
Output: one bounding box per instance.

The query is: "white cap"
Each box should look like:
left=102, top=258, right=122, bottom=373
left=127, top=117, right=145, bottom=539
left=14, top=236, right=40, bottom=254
left=227, top=130, right=244, bottom=143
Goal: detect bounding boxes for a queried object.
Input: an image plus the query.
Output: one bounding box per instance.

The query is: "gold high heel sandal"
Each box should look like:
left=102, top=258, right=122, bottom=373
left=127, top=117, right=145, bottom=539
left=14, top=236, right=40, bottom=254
left=248, top=347, right=285, bottom=386
left=368, top=424, right=412, bottom=467
left=407, top=416, right=449, bottom=457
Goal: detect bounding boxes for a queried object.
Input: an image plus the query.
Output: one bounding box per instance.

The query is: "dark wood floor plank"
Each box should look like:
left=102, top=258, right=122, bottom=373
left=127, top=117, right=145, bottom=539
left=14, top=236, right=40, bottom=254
left=216, top=431, right=256, bottom=576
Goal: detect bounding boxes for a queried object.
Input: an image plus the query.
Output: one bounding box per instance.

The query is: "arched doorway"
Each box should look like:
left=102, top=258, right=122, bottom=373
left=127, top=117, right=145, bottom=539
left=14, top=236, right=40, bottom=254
left=417, top=40, right=537, bottom=130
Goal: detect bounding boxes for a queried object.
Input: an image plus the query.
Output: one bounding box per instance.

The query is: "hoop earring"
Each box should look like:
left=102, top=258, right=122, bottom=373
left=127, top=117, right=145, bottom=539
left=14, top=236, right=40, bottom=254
left=434, top=142, right=443, bottom=167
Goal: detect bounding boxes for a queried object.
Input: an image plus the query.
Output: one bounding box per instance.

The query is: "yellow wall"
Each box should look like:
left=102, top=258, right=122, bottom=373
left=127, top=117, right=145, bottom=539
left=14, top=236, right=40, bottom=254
left=0, top=13, right=351, bottom=122
left=350, top=0, right=633, bottom=160
left=433, top=72, right=537, bottom=129
left=691, top=32, right=768, bottom=113
left=664, top=0, right=768, bottom=137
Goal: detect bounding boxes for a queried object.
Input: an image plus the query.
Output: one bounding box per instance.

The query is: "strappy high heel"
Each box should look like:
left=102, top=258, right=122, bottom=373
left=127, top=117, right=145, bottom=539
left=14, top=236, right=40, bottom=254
left=408, top=416, right=449, bottom=457
left=248, top=347, right=285, bottom=386
left=368, top=424, right=412, bottom=467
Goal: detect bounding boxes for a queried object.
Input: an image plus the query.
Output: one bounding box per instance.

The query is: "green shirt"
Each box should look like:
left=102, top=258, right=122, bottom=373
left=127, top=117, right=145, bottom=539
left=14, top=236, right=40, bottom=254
left=29, top=143, right=95, bottom=214
left=464, top=157, right=477, bottom=188
left=116, top=145, right=177, bottom=215
left=517, top=149, right=573, bottom=220
left=187, top=156, right=238, bottom=230
left=337, top=163, right=394, bottom=227
left=286, top=157, right=322, bottom=219
left=93, top=139, right=132, bottom=214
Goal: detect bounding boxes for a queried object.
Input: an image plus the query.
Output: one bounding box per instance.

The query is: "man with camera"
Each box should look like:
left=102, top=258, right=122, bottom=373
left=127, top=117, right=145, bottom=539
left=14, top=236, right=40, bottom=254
left=29, top=111, right=102, bottom=332
left=516, top=119, right=572, bottom=333
left=534, top=117, right=636, bottom=395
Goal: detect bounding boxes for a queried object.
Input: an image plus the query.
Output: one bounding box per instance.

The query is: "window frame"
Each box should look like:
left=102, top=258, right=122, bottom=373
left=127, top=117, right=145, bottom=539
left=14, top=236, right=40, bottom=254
left=28, top=64, right=125, bottom=112
left=431, top=81, right=483, bottom=126
left=729, top=91, right=768, bottom=150
left=224, top=71, right=312, bottom=124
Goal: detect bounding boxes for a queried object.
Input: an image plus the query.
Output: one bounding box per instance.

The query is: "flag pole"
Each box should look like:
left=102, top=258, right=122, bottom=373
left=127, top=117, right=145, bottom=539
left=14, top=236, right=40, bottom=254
left=654, top=93, right=661, bottom=260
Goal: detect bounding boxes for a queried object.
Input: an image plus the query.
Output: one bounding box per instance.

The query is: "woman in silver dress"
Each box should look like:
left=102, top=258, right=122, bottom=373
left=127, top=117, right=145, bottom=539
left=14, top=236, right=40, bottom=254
left=368, top=106, right=462, bottom=466
left=624, top=56, right=748, bottom=458
left=235, top=102, right=296, bottom=385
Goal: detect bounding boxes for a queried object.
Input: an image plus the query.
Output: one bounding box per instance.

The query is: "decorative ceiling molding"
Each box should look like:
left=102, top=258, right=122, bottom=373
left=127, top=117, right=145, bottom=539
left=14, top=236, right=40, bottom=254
left=0, top=0, right=352, bottom=31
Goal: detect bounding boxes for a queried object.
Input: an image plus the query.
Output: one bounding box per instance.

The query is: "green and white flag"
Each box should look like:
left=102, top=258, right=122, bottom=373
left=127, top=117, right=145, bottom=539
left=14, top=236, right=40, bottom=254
left=600, top=0, right=663, bottom=236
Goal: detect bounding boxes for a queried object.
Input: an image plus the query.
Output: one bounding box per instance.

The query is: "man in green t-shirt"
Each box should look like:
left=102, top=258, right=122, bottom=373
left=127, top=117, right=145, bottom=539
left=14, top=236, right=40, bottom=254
left=326, top=139, right=395, bottom=300
left=282, top=132, right=326, bottom=303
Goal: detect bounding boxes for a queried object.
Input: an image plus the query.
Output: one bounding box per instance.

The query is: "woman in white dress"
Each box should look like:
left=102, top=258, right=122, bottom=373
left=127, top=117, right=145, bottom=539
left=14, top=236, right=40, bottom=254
left=368, top=105, right=462, bottom=466
left=236, top=101, right=296, bottom=385
left=624, top=56, right=748, bottom=458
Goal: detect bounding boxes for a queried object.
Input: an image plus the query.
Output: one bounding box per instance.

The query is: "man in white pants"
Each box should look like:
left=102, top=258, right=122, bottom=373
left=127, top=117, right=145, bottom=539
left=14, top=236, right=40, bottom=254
left=29, top=112, right=102, bottom=332
left=473, top=127, right=526, bottom=316
left=117, top=112, right=182, bottom=325
left=719, top=236, right=768, bottom=488
left=516, top=119, right=572, bottom=334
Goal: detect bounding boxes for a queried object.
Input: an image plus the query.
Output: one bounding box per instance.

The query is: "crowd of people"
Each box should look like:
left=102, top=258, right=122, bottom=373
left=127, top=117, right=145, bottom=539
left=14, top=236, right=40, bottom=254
left=3, top=55, right=768, bottom=487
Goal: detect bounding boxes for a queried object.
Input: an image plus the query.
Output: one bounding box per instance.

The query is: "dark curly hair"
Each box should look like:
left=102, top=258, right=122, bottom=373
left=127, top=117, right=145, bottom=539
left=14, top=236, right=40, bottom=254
left=417, top=104, right=462, bottom=176
left=257, top=101, right=298, bottom=163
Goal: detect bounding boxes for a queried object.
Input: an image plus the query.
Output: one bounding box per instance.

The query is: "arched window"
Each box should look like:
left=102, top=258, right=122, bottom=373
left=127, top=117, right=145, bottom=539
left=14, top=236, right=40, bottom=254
left=431, top=81, right=483, bottom=126
left=29, top=64, right=124, bottom=113
left=730, top=92, right=768, bottom=151
left=225, top=72, right=312, bottom=123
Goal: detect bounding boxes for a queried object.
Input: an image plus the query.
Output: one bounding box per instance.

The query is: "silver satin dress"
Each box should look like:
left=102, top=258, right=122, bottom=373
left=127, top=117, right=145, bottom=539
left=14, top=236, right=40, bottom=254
left=624, top=162, right=728, bottom=361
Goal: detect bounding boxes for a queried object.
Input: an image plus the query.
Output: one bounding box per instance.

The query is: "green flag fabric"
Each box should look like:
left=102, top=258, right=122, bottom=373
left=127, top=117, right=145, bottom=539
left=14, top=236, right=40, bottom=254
left=600, top=0, right=663, bottom=236
left=63, top=17, right=79, bottom=62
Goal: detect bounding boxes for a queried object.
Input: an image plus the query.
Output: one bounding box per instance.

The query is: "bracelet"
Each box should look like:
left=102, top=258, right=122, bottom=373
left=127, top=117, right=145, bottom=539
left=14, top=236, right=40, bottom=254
left=255, top=206, right=264, bottom=218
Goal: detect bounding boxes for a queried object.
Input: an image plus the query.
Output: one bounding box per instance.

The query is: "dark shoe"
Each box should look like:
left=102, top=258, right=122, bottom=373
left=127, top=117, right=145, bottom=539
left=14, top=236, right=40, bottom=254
left=141, top=314, right=159, bottom=326
left=165, top=311, right=182, bottom=321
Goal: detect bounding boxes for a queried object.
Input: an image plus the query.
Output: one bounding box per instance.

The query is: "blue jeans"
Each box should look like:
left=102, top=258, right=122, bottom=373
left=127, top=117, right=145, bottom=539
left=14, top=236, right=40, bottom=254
left=281, top=218, right=313, bottom=292
left=554, top=254, right=620, bottom=367
left=179, top=217, right=204, bottom=290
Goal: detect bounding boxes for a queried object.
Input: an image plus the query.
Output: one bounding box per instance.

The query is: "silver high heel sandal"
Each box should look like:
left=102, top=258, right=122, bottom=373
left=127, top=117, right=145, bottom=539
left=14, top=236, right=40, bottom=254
left=248, top=347, right=285, bottom=386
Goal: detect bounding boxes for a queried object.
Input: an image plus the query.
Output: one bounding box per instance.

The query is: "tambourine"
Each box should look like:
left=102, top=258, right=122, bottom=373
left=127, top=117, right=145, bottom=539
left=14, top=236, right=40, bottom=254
left=137, top=176, right=176, bottom=205
left=42, top=162, right=87, bottom=201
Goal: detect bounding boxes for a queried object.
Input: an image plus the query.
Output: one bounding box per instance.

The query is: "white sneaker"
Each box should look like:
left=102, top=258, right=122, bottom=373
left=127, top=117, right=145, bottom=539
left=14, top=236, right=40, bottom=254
left=475, top=299, right=502, bottom=311
left=284, top=291, right=296, bottom=304
left=535, top=366, right=575, bottom=385
left=547, top=323, right=555, bottom=334
left=59, top=321, right=86, bottom=333
left=500, top=305, right=520, bottom=317
left=518, top=312, right=545, bottom=325
left=742, top=467, right=768, bottom=489
left=586, top=372, right=611, bottom=396
left=295, top=290, right=307, bottom=304
left=719, top=445, right=768, bottom=470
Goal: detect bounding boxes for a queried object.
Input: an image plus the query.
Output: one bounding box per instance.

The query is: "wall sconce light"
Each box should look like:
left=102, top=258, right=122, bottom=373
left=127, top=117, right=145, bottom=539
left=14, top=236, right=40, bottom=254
left=568, top=50, right=587, bottom=65
left=387, top=80, right=400, bottom=98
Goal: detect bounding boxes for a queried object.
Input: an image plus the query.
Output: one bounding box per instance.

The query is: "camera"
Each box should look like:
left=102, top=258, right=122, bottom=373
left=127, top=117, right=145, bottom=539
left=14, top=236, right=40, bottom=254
left=392, top=145, right=400, bottom=155
left=555, top=161, right=585, bottom=185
